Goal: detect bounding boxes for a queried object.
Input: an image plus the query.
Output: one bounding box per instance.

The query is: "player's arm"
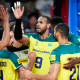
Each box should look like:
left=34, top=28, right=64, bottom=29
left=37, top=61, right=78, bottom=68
left=20, top=63, right=60, bottom=80
left=16, top=52, right=36, bottom=73
left=0, top=5, right=10, bottom=50
left=12, top=1, right=30, bottom=46
left=16, top=65, right=25, bottom=73
left=63, top=57, right=80, bottom=69
left=68, top=33, right=80, bottom=46
left=25, top=52, right=36, bottom=71
left=20, top=50, right=60, bottom=80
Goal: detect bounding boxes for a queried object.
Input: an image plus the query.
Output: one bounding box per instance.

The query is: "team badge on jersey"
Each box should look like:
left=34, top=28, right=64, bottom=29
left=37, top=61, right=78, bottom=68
left=50, top=55, right=56, bottom=61
left=48, top=43, right=52, bottom=48
left=35, top=41, right=38, bottom=46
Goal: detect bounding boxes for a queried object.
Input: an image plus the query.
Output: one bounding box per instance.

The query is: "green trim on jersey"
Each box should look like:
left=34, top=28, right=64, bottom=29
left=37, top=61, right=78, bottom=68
left=26, top=33, right=57, bottom=42
left=68, top=33, right=80, bottom=46
left=50, top=43, right=80, bottom=63
left=26, top=33, right=80, bottom=46
left=0, top=49, right=22, bottom=70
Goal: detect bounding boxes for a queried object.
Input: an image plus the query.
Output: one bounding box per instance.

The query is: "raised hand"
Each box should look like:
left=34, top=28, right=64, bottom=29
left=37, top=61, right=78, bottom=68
left=12, top=1, right=24, bottom=19
left=0, top=5, right=9, bottom=22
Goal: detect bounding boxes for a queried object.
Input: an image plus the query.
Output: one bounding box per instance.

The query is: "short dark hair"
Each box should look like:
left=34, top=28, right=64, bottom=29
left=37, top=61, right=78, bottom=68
left=51, top=17, right=65, bottom=28
left=55, top=23, right=69, bottom=38
left=41, top=16, right=51, bottom=24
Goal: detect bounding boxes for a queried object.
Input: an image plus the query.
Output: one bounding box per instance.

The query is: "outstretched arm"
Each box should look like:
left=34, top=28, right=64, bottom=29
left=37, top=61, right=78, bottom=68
left=0, top=5, right=10, bottom=50
left=12, top=2, right=30, bottom=46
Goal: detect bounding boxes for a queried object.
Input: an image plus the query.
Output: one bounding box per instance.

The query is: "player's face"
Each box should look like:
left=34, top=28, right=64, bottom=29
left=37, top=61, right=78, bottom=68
left=54, top=28, right=58, bottom=41
left=36, top=17, right=47, bottom=35
left=7, top=32, right=14, bottom=50
left=8, top=32, right=14, bottom=46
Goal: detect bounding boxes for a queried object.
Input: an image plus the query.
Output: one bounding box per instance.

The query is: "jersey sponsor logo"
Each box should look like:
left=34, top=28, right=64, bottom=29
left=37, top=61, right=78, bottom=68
left=51, top=55, right=56, bottom=60
left=48, top=43, right=52, bottom=48
left=17, top=59, right=21, bottom=64
left=20, top=58, right=28, bottom=64
left=33, top=49, right=50, bottom=53
left=0, top=62, right=7, bottom=67
left=78, top=38, right=80, bottom=42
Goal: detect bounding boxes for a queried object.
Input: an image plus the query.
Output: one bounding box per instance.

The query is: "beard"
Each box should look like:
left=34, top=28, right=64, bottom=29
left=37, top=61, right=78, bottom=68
left=7, top=42, right=14, bottom=50
left=36, top=28, right=47, bottom=35
left=7, top=46, right=13, bottom=50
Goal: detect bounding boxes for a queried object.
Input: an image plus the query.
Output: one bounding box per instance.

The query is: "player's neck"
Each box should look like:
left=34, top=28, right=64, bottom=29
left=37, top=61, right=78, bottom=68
left=58, top=37, right=69, bottom=45
left=13, top=39, right=21, bottom=48
left=39, top=31, right=50, bottom=39
left=4, top=47, right=8, bottom=50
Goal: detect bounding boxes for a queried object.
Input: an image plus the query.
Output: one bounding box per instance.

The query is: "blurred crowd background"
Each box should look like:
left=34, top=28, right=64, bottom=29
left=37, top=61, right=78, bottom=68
left=1, top=0, right=80, bottom=36
left=0, top=0, right=53, bottom=34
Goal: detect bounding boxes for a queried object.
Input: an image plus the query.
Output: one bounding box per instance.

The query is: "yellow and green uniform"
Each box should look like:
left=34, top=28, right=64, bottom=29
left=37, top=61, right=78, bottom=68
left=26, top=33, right=80, bottom=80
left=68, top=33, right=80, bottom=46
left=0, top=49, right=22, bottom=80
left=26, top=33, right=59, bottom=79
left=50, top=43, right=80, bottom=80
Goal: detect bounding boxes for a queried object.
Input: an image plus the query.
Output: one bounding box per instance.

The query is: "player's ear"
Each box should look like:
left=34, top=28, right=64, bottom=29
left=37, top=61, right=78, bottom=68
left=47, top=23, right=51, bottom=29
left=56, top=32, right=59, bottom=37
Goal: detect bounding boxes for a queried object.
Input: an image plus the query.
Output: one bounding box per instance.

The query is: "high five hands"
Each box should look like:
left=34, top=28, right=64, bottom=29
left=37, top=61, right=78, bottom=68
left=11, top=1, right=24, bottom=19
left=0, top=5, right=9, bottom=22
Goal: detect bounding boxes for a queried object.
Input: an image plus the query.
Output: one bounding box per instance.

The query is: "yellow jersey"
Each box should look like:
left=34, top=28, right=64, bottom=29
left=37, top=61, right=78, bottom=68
left=50, top=43, right=80, bottom=80
left=0, top=49, right=22, bottom=80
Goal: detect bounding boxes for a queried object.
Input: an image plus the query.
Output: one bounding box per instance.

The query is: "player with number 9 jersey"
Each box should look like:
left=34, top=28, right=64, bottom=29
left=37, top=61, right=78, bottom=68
left=50, top=43, right=80, bottom=80
left=26, top=33, right=59, bottom=80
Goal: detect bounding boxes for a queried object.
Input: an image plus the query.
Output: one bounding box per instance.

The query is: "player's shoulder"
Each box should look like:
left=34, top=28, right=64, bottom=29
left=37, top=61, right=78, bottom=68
left=9, top=52, right=18, bottom=59
left=48, top=34, right=57, bottom=42
left=25, top=33, right=38, bottom=38
left=0, top=49, right=15, bottom=59
left=68, top=33, right=80, bottom=39
left=51, top=46, right=61, bottom=55
left=51, top=44, right=68, bottom=55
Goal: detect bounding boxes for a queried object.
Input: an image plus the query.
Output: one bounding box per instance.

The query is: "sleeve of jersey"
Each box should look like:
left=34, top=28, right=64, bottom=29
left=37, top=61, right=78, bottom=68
left=25, top=33, right=32, bottom=38
left=25, top=33, right=32, bottom=47
left=50, top=50, right=60, bottom=64
left=68, top=33, right=80, bottom=46
left=10, top=53, right=22, bottom=70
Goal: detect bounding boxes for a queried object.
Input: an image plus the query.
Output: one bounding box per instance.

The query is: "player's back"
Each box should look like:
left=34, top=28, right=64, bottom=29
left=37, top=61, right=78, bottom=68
left=56, top=43, right=80, bottom=80
left=0, top=49, right=22, bottom=80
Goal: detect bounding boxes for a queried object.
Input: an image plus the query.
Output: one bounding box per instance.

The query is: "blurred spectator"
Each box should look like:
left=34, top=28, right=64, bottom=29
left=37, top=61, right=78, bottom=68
left=0, top=0, right=11, bottom=20
left=24, top=12, right=38, bottom=33
left=35, top=0, right=53, bottom=17
left=21, top=0, right=37, bottom=20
